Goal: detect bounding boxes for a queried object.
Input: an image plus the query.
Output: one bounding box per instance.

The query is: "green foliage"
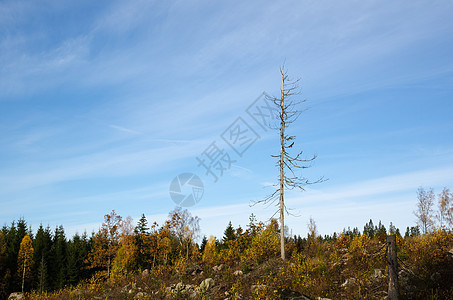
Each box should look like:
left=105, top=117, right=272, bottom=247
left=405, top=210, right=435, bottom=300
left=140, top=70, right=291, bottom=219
left=222, top=221, right=236, bottom=246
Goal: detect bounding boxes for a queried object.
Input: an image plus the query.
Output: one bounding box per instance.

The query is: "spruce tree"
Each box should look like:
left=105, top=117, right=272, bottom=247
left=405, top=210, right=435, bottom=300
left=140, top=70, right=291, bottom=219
left=222, top=221, right=236, bottom=245
left=33, top=224, right=52, bottom=292
left=49, top=225, right=67, bottom=290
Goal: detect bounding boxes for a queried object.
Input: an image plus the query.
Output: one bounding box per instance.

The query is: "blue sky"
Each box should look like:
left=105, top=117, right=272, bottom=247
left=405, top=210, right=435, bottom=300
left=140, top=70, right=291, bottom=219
left=1, top=0, right=453, bottom=239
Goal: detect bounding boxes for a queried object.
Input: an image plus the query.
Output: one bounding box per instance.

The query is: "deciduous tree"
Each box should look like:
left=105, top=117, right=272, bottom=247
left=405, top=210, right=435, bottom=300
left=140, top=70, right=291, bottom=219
left=168, top=207, right=200, bottom=259
left=437, top=188, right=452, bottom=229
left=17, top=234, right=34, bottom=293
left=414, top=187, right=435, bottom=234
left=87, top=210, right=123, bottom=277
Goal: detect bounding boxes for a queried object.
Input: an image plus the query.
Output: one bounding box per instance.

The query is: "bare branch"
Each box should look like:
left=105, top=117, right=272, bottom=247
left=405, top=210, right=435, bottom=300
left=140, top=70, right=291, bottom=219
left=257, top=66, right=325, bottom=260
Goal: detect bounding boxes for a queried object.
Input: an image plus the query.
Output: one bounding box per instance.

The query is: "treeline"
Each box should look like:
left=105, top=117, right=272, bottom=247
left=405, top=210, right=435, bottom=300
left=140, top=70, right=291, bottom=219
left=0, top=207, right=202, bottom=298
left=0, top=187, right=452, bottom=299
left=0, top=209, right=430, bottom=299
left=0, top=220, right=91, bottom=298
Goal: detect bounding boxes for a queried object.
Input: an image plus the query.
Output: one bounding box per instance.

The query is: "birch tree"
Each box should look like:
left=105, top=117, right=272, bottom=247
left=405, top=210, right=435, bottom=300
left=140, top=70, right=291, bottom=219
left=414, top=187, right=435, bottom=234
left=437, top=188, right=452, bottom=229
left=17, top=234, right=34, bottom=293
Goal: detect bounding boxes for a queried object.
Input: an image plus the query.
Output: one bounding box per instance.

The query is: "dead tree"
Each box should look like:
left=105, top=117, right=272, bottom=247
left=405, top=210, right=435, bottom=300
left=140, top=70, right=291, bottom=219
left=254, top=66, right=323, bottom=260
left=387, top=235, right=399, bottom=300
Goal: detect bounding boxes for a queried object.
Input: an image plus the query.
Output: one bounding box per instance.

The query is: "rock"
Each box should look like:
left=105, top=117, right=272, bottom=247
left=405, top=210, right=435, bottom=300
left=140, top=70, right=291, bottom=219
left=198, top=278, right=214, bottom=294
left=142, top=268, right=149, bottom=277
left=121, top=284, right=130, bottom=293
left=251, top=284, right=268, bottom=292
left=233, top=270, right=243, bottom=276
left=373, top=269, right=385, bottom=279
left=8, top=293, right=24, bottom=300
left=175, top=282, right=185, bottom=293
left=212, top=264, right=224, bottom=271
left=341, top=278, right=356, bottom=287
left=135, top=291, right=148, bottom=299
left=187, top=264, right=203, bottom=276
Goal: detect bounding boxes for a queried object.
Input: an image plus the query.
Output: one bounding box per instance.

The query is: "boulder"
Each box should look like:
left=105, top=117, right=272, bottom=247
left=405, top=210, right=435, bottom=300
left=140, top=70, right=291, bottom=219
left=373, top=269, right=385, bottom=279
left=142, top=269, right=149, bottom=277
left=136, top=291, right=148, bottom=298
left=341, top=278, right=356, bottom=288
left=212, top=264, right=224, bottom=271
left=8, top=293, right=24, bottom=300
left=198, top=278, right=214, bottom=294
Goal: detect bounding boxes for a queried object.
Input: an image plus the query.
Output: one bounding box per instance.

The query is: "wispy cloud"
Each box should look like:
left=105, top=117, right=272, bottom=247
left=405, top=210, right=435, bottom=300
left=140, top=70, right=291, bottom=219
left=286, top=165, right=453, bottom=207
left=109, top=124, right=142, bottom=135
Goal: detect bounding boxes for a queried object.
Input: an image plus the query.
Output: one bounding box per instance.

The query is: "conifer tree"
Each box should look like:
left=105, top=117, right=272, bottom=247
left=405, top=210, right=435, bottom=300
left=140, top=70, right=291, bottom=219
left=33, top=224, right=52, bottom=291
left=50, top=225, right=67, bottom=290
left=36, top=256, right=47, bottom=293
left=222, top=221, right=236, bottom=245
left=135, top=214, right=149, bottom=235
left=67, top=233, right=87, bottom=286
left=0, top=231, right=8, bottom=298
left=363, top=219, right=375, bottom=238
left=135, top=214, right=150, bottom=270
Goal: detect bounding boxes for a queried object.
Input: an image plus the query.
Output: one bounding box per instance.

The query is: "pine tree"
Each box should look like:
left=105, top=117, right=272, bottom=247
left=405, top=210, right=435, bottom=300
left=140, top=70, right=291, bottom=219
left=66, top=234, right=83, bottom=286
left=199, top=236, right=208, bottom=253
left=0, top=230, right=8, bottom=298
left=36, top=256, right=47, bottom=293
left=6, top=219, right=30, bottom=292
left=135, top=214, right=149, bottom=235
left=389, top=222, right=397, bottom=235
left=222, top=221, right=236, bottom=245
left=363, top=219, right=375, bottom=238
left=33, top=224, right=52, bottom=292
left=135, top=214, right=150, bottom=270
left=375, top=221, right=387, bottom=237
left=49, top=225, right=67, bottom=290
left=17, top=234, right=34, bottom=293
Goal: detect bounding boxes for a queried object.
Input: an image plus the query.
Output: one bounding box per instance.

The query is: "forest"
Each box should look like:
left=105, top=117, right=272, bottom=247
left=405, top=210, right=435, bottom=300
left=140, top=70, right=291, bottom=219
left=1, top=187, right=452, bottom=299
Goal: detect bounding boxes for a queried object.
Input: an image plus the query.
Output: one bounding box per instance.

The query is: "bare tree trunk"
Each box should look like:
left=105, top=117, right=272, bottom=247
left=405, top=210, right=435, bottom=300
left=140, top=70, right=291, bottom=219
left=387, top=235, right=398, bottom=300
left=107, top=255, right=110, bottom=278
left=255, top=67, right=323, bottom=261
left=22, top=259, right=26, bottom=293
left=186, top=241, right=189, bottom=260
left=280, top=71, right=285, bottom=260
